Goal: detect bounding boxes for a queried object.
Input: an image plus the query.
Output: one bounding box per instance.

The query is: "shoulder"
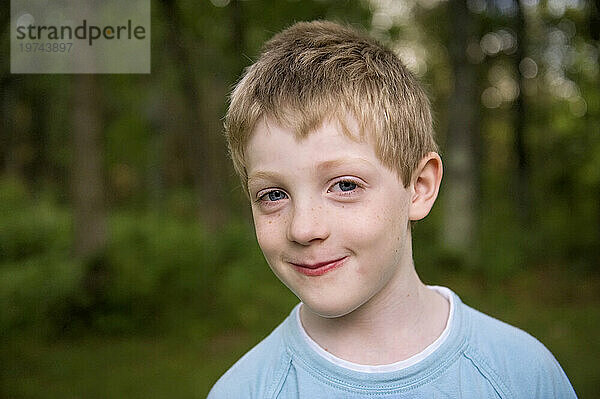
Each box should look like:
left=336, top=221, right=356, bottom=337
left=461, top=303, right=577, bottom=398
left=464, top=304, right=552, bottom=365
left=207, top=319, right=292, bottom=399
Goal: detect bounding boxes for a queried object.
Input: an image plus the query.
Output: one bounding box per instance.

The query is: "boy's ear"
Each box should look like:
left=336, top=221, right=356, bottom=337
left=408, top=152, right=443, bottom=221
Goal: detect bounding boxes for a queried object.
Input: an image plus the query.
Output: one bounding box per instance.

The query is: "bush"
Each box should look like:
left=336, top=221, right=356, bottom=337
left=0, top=178, right=287, bottom=336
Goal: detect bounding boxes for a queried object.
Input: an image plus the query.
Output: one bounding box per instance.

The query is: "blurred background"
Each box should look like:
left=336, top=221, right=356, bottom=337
left=1, top=0, right=599, bottom=397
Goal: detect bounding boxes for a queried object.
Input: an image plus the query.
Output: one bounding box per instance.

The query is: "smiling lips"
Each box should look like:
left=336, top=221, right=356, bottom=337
left=291, top=256, right=348, bottom=276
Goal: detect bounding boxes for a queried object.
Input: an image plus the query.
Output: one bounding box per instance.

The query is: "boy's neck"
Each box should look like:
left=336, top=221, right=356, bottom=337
left=299, top=265, right=450, bottom=366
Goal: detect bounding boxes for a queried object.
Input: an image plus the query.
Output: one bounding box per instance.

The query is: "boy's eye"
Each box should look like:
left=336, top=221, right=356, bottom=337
left=337, top=181, right=357, bottom=192
left=260, top=190, right=288, bottom=202
left=330, top=180, right=359, bottom=193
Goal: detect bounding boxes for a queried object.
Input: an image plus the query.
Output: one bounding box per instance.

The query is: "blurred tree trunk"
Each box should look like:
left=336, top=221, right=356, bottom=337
left=0, top=5, right=13, bottom=174
left=592, top=0, right=600, bottom=260
left=71, top=74, right=107, bottom=259
left=144, top=87, right=166, bottom=208
left=1, top=77, right=16, bottom=176
left=27, top=83, right=48, bottom=187
left=231, top=0, right=246, bottom=73
left=592, top=0, right=600, bottom=41
left=160, top=0, right=229, bottom=230
left=513, top=0, right=530, bottom=221
left=443, top=0, right=480, bottom=260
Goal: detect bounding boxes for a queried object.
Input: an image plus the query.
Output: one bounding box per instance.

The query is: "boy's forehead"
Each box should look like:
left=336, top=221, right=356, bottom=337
left=244, top=113, right=388, bottom=177
left=245, top=114, right=386, bottom=172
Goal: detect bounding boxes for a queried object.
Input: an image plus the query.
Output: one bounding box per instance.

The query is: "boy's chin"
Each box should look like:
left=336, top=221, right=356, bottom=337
left=300, top=296, right=362, bottom=319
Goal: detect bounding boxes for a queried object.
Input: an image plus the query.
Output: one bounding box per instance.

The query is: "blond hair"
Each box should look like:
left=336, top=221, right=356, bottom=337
left=225, top=20, right=437, bottom=193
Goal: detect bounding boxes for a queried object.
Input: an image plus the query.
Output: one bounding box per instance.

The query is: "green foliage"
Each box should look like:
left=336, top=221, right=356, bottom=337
left=0, top=255, right=82, bottom=334
left=0, top=178, right=295, bottom=337
left=0, top=177, right=80, bottom=333
left=0, top=182, right=72, bottom=262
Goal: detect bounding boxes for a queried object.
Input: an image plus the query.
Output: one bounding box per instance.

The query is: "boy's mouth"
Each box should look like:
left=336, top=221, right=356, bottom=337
left=290, top=256, right=348, bottom=276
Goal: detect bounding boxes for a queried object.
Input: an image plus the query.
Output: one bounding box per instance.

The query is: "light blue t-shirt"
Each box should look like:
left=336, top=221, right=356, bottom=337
left=208, top=288, right=577, bottom=398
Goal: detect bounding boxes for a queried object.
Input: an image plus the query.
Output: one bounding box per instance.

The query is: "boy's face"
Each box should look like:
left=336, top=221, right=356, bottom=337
left=246, top=116, right=414, bottom=318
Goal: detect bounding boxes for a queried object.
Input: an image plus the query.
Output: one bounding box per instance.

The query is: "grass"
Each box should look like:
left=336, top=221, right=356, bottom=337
left=2, top=327, right=257, bottom=399
left=2, top=266, right=598, bottom=398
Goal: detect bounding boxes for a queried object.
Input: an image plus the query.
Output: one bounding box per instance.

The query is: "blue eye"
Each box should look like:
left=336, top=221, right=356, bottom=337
left=263, top=190, right=287, bottom=201
left=337, top=181, right=357, bottom=192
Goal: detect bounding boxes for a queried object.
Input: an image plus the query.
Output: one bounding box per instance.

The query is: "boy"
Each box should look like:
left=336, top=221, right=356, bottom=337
left=209, top=21, right=577, bottom=398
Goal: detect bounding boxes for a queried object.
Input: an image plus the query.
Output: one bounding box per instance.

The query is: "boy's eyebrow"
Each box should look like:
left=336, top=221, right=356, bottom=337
left=316, top=157, right=375, bottom=171
left=248, top=158, right=376, bottom=186
left=247, top=171, right=281, bottom=186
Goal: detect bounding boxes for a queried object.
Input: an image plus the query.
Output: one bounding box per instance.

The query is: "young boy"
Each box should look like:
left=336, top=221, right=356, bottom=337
left=208, top=21, right=577, bottom=398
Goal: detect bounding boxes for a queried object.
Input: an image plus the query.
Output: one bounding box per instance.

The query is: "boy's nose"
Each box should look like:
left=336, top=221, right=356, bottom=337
left=286, top=203, right=330, bottom=245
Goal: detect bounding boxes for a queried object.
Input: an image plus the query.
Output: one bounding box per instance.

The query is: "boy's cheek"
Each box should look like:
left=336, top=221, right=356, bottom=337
left=254, top=223, right=271, bottom=251
left=343, top=211, right=390, bottom=243
left=254, top=215, right=286, bottom=251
